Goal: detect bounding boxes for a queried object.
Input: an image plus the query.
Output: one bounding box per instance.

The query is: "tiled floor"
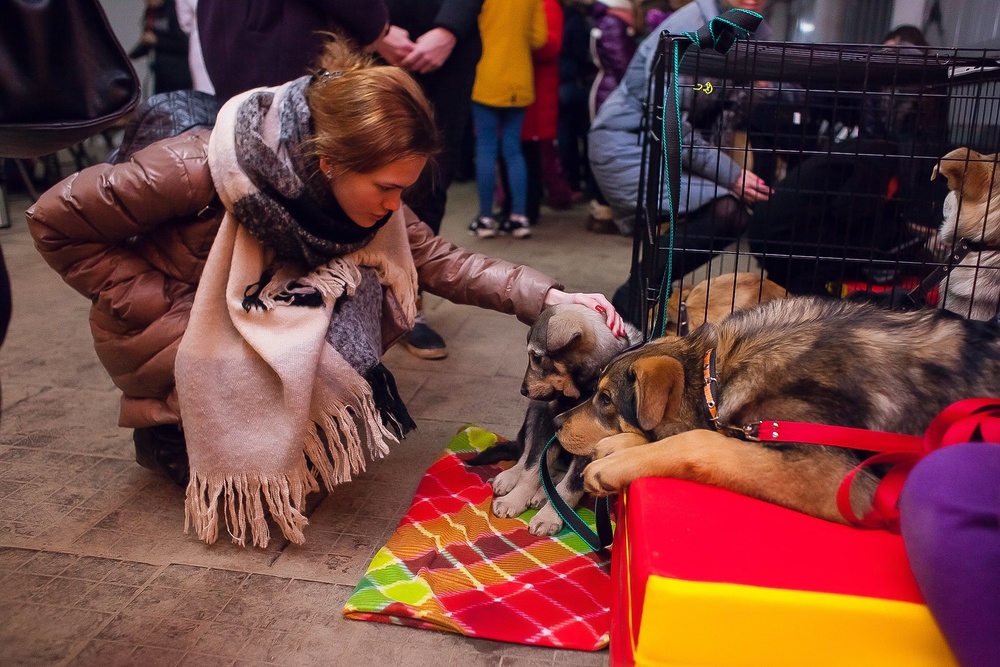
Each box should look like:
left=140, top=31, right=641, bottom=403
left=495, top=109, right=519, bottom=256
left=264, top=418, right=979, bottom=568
left=0, top=177, right=632, bottom=666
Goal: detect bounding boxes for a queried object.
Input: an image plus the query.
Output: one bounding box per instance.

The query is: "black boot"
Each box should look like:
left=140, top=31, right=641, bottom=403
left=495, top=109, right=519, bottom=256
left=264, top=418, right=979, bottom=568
left=402, top=296, right=448, bottom=360
left=133, top=424, right=190, bottom=488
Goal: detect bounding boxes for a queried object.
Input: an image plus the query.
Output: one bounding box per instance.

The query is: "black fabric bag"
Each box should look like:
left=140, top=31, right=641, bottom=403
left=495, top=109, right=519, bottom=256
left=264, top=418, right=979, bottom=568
left=109, top=89, right=221, bottom=164
left=0, top=0, right=141, bottom=158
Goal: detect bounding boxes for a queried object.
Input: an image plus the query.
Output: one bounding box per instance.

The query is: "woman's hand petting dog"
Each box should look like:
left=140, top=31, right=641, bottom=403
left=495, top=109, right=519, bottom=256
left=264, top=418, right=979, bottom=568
left=543, top=288, right=628, bottom=338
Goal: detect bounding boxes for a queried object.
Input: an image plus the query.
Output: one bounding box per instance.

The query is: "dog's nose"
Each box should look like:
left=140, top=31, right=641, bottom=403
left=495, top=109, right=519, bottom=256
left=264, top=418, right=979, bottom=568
left=520, top=385, right=528, bottom=397
left=552, top=412, right=566, bottom=429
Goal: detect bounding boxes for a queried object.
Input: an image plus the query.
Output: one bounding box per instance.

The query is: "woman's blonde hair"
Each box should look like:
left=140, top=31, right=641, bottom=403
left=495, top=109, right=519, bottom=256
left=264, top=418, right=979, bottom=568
left=307, top=36, right=440, bottom=177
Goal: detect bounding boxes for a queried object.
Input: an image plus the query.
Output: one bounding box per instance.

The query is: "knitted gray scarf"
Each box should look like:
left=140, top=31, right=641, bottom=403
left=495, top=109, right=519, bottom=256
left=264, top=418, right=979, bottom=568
left=231, top=76, right=392, bottom=267
left=223, top=76, right=412, bottom=433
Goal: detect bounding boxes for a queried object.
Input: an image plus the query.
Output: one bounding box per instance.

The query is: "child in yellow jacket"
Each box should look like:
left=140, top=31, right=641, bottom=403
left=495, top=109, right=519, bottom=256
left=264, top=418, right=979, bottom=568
left=468, top=0, right=547, bottom=239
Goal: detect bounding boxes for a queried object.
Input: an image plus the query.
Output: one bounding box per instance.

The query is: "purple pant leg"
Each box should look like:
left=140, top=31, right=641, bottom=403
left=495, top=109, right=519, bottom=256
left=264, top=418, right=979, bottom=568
left=899, top=442, right=1000, bottom=667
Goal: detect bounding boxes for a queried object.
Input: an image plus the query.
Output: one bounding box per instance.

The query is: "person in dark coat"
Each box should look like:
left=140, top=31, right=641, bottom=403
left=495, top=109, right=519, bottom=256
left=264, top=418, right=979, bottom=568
left=557, top=1, right=598, bottom=201
left=376, top=0, right=485, bottom=360
left=197, top=0, right=390, bottom=100
left=130, top=0, right=193, bottom=94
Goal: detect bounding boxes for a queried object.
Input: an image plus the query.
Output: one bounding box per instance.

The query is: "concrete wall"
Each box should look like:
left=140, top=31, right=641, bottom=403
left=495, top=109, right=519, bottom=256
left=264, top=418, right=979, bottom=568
left=919, top=0, right=1000, bottom=47
left=769, top=0, right=1000, bottom=46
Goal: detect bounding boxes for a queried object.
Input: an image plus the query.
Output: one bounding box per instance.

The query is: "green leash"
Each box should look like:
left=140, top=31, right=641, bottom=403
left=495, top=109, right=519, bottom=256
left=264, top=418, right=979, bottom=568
left=539, top=436, right=613, bottom=551
left=540, top=9, right=763, bottom=551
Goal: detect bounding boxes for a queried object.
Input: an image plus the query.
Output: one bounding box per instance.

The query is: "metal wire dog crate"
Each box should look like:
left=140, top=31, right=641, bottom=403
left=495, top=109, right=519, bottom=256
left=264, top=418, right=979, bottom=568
left=625, top=29, right=1000, bottom=336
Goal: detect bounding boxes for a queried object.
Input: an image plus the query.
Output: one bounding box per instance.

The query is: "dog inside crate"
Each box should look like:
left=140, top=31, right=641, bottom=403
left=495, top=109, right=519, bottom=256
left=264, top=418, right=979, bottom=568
left=617, top=34, right=1000, bottom=333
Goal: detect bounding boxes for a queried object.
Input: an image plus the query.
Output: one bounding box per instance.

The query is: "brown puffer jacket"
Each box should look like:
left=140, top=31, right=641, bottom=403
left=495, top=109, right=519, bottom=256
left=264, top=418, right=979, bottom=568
left=27, top=129, right=559, bottom=428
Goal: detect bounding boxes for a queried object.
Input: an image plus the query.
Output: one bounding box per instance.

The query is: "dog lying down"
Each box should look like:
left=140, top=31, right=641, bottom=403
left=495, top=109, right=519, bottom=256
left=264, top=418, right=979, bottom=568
left=664, top=271, right=789, bottom=334
left=555, top=296, right=1000, bottom=524
left=470, top=273, right=785, bottom=536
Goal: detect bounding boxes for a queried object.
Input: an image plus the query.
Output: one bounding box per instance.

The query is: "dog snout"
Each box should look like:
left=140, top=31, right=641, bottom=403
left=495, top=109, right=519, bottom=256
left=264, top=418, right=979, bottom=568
left=521, top=376, right=556, bottom=401
left=552, top=412, right=566, bottom=430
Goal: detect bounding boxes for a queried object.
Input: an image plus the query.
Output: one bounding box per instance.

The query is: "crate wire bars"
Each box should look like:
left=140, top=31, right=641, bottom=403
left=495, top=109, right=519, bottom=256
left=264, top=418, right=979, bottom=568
left=626, top=28, right=1000, bottom=337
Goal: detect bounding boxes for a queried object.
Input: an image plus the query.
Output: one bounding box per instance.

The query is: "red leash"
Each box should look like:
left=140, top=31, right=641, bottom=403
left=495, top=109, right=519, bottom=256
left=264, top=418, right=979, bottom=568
left=746, top=398, right=1000, bottom=532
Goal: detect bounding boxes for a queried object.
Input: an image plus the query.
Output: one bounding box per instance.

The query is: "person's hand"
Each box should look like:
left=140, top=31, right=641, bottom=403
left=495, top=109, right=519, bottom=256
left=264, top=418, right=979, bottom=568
left=374, top=25, right=415, bottom=66
left=734, top=168, right=772, bottom=205
left=400, top=27, right=457, bottom=74
left=543, top=289, right=628, bottom=338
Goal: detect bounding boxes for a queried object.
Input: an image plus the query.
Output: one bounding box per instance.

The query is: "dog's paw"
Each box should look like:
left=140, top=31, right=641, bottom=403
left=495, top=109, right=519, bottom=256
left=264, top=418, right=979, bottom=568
left=490, top=466, right=522, bottom=497
left=593, top=432, right=649, bottom=460
left=583, top=456, right=635, bottom=496
left=492, top=485, right=536, bottom=518
left=528, top=486, right=549, bottom=509
left=527, top=503, right=564, bottom=536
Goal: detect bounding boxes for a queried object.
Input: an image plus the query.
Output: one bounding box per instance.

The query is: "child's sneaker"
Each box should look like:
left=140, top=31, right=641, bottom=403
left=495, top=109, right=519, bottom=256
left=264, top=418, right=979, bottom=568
left=468, top=215, right=499, bottom=238
left=506, top=214, right=532, bottom=239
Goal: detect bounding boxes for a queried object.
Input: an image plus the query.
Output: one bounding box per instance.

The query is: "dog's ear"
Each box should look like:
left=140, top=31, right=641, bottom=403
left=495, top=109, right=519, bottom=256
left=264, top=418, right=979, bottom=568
left=546, top=320, right=583, bottom=354
left=933, top=147, right=996, bottom=202
left=931, top=147, right=972, bottom=189
left=632, top=356, right=686, bottom=432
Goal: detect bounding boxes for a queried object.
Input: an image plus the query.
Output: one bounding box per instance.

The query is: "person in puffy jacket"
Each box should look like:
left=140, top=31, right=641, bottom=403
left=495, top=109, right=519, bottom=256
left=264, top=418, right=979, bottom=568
left=584, top=0, right=639, bottom=235
left=497, top=0, right=579, bottom=223
left=26, top=37, right=625, bottom=548
left=590, top=0, right=772, bottom=319
left=590, top=0, right=772, bottom=239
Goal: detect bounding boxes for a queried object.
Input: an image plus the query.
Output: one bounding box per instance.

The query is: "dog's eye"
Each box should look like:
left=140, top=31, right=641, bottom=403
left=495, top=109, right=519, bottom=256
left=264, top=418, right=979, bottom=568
left=530, top=352, right=543, bottom=365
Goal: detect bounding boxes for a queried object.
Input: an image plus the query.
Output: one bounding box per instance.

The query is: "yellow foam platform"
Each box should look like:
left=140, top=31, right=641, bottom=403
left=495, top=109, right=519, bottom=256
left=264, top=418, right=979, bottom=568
left=612, top=478, right=957, bottom=666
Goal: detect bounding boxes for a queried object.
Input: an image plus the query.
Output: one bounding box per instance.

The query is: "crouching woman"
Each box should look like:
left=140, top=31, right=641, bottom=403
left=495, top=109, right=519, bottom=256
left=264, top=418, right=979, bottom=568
left=26, top=38, right=624, bottom=548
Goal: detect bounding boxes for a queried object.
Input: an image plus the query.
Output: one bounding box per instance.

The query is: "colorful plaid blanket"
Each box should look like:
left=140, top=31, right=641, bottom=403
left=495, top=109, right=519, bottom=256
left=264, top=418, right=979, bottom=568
left=343, top=426, right=612, bottom=650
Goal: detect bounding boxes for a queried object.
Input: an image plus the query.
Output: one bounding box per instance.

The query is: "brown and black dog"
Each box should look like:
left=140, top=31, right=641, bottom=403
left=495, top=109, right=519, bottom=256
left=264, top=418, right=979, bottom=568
left=555, top=296, right=1000, bottom=523
left=473, top=273, right=784, bottom=535
left=932, top=147, right=1000, bottom=320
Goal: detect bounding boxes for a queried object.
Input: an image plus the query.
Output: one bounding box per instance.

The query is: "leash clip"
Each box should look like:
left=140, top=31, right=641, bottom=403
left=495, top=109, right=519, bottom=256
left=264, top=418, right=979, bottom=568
left=734, top=421, right=763, bottom=441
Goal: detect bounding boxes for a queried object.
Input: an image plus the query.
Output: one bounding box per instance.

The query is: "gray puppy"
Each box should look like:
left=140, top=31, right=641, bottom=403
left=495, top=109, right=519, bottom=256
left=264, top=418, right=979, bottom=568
left=469, top=304, right=641, bottom=536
